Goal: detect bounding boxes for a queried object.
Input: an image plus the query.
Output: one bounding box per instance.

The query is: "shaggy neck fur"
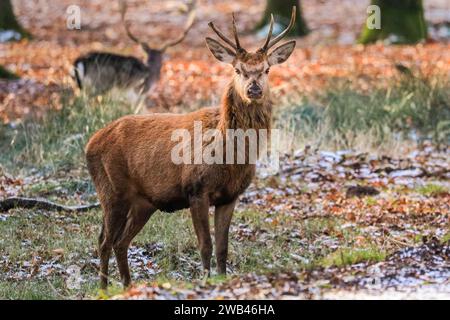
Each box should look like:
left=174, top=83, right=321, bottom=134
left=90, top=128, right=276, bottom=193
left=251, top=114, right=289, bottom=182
left=218, top=81, right=272, bottom=133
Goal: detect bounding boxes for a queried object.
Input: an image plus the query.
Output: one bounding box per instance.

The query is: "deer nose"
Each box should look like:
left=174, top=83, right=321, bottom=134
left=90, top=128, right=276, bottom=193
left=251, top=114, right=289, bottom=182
left=247, top=82, right=262, bottom=98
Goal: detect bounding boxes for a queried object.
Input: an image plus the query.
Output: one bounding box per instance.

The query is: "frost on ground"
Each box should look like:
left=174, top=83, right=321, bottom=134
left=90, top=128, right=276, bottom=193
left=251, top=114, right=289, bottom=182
left=1, top=146, right=448, bottom=299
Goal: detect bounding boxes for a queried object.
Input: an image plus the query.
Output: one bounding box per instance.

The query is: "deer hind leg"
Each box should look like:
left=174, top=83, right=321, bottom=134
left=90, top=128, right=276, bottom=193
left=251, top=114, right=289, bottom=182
left=88, top=159, right=131, bottom=289
left=113, top=198, right=156, bottom=288
left=214, top=199, right=237, bottom=275
left=190, top=196, right=212, bottom=275
left=98, top=220, right=110, bottom=290
left=97, top=196, right=130, bottom=290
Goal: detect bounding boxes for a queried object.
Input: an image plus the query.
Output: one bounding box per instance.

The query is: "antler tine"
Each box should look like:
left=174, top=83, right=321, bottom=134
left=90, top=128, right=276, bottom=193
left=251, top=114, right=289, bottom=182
left=267, top=6, right=296, bottom=50
left=119, top=0, right=146, bottom=47
left=258, top=14, right=274, bottom=52
left=208, top=21, right=238, bottom=51
left=231, top=13, right=243, bottom=52
left=161, top=0, right=197, bottom=51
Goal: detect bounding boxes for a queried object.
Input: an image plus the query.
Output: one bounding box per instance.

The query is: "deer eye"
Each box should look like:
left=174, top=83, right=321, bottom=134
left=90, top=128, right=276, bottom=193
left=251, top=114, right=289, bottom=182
left=235, top=68, right=241, bottom=75
left=265, top=68, right=270, bottom=74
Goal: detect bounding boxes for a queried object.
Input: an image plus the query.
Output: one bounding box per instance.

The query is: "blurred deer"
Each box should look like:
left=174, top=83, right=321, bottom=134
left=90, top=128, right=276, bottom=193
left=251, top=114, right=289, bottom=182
left=72, top=0, right=196, bottom=109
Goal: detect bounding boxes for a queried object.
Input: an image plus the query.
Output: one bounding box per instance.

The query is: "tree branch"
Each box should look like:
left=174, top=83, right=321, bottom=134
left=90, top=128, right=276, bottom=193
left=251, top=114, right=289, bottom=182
left=0, top=197, right=100, bottom=213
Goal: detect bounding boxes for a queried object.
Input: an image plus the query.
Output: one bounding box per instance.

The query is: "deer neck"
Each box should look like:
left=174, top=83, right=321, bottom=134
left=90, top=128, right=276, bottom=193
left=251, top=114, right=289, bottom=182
left=143, top=50, right=163, bottom=88
left=218, top=82, right=272, bottom=133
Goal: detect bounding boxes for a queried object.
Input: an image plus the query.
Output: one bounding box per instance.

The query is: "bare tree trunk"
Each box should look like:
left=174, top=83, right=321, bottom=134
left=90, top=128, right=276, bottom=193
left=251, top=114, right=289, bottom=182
left=0, top=65, right=18, bottom=79
left=0, top=0, right=31, bottom=39
left=359, top=0, right=427, bottom=44
left=256, top=0, right=309, bottom=37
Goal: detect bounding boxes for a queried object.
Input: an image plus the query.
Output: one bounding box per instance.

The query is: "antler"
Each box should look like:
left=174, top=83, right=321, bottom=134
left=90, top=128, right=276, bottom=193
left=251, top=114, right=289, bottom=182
left=258, top=6, right=296, bottom=53
left=208, top=12, right=246, bottom=54
left=120, top=0, right=196, bottom=51
left=208, top=7, right=296, bottom=55
left=259, top=14, right=274, bottom=52
left=120, top=0, right=148, bottom=48
left=160, top=0, right=197, bottom=51
left=231, top=13, right=243, bottom=53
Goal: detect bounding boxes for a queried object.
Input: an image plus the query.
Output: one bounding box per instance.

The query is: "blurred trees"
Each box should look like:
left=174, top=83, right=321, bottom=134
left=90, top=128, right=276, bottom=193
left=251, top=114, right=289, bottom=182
left=256, top=0, right=309, bottom=37
left=359, top=0, right=427, bottom=44
left=0, top=0, right=31, bottom=39
left=0, top=66, right=18, bottom=79
left=1, top=0, right=28, bottom=78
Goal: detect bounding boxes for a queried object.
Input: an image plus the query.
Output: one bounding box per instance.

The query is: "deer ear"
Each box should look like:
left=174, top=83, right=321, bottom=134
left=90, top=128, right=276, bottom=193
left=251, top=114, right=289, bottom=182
left=268, top=41, right=296, bottom=65
left=205, top=37, right=236, bottom=64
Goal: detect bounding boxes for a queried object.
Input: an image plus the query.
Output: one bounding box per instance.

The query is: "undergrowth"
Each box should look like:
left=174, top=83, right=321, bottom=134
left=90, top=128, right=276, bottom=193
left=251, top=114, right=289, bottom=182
left=275, top=73, right=450, bottom=152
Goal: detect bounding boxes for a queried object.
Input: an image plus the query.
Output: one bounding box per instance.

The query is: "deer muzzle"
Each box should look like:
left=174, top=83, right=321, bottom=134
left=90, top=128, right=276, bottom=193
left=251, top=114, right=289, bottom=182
left=246, top=81, right=263, bottom=99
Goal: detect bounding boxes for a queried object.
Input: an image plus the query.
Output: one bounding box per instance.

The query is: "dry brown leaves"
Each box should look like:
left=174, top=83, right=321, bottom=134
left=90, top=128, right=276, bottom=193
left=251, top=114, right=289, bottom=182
left=1, top=0, right=450, bottom=122
left=2, top=40, right=449, bottom=122
left=116, top=238, right=450, bottom=299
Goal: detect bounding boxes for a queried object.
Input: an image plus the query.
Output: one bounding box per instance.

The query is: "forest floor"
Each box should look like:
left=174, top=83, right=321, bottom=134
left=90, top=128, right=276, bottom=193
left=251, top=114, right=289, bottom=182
left=0, top=0, right=449, bottom=299
left=0, top=145, right=448, bottom=299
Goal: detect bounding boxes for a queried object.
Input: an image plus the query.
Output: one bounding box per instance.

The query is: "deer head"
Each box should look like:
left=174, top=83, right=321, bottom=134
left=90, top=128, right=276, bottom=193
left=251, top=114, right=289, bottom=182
left=206, top=7, right=296, bottom=104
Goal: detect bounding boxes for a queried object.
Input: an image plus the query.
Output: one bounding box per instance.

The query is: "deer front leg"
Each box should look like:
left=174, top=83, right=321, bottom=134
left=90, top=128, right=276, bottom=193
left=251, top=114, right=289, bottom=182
left=190, top=196, right=212, bottom=275
left=214, top=199, right=237, bottom=275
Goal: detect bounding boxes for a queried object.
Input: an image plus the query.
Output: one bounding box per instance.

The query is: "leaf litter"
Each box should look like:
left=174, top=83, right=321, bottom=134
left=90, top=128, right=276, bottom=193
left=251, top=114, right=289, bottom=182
left=1, top=142, right=448, bottom=299
left=1, top=0, right=450, bottom=122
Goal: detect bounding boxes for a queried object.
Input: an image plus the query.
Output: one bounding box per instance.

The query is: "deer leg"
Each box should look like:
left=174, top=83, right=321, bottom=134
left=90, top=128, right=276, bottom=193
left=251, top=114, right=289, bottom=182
left=98, top=198, right=130, bottom=290
left=190, top=196, right=212, bottom=275
left=113, top=200, right=156, bottom=288
left=98, top=220, right=111, bottom=290
left=214, top=199, right=237, bottom=275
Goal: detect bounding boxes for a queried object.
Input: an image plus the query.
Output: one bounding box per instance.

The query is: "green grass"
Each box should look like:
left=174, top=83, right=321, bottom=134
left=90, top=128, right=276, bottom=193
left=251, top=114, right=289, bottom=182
left=441, top=232, right=450, bottom=244
left=1, top=73, right=448, bottom=176
left=0, top=279, right=98, bottom=300
left=135, top=210, right=200, bottom=278
left=0, top=279, right=66, bottom=300
left=0, top=208, right=102, bottom=299
left=275, top=74, right=450, bottom=151
left=320, top=247, right=387, bottom=268
left=0, top=94, right=133, bottom=174
left=416, top=184, right=449, bottom=197
left=21, top=178, right=96, bottom=204
left=365, top=196, right=378, bottom=206
left=0, top=205, right=361, bottom=299
left=134, top=210, right=327, bottom=278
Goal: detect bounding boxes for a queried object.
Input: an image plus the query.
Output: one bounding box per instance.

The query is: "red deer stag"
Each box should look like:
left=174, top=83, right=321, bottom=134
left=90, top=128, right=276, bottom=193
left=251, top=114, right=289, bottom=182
left=85, top=7, right=296, bottom=289
left=73, top=0, right=196, bottom=99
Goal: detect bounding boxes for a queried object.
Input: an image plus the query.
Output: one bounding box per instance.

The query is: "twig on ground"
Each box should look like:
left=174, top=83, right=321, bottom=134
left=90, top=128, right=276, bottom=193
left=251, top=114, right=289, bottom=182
left=0, top=197, right=100, bottom=213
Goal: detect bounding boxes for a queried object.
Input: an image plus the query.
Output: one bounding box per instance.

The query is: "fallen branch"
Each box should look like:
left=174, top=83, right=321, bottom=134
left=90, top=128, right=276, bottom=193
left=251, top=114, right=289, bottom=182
left=0, top=197, right=100, bottom=213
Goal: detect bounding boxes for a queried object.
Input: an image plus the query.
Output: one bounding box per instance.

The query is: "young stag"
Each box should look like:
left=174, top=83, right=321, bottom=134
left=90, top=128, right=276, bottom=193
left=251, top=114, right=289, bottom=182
left=86, top=7, right=297, bottom=289
left=73, top=0, right=196, bottom=97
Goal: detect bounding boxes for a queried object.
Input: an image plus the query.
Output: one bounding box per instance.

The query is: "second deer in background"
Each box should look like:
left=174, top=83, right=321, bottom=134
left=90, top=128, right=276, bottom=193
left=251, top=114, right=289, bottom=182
left=72, top=0, right=196, bottom=109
